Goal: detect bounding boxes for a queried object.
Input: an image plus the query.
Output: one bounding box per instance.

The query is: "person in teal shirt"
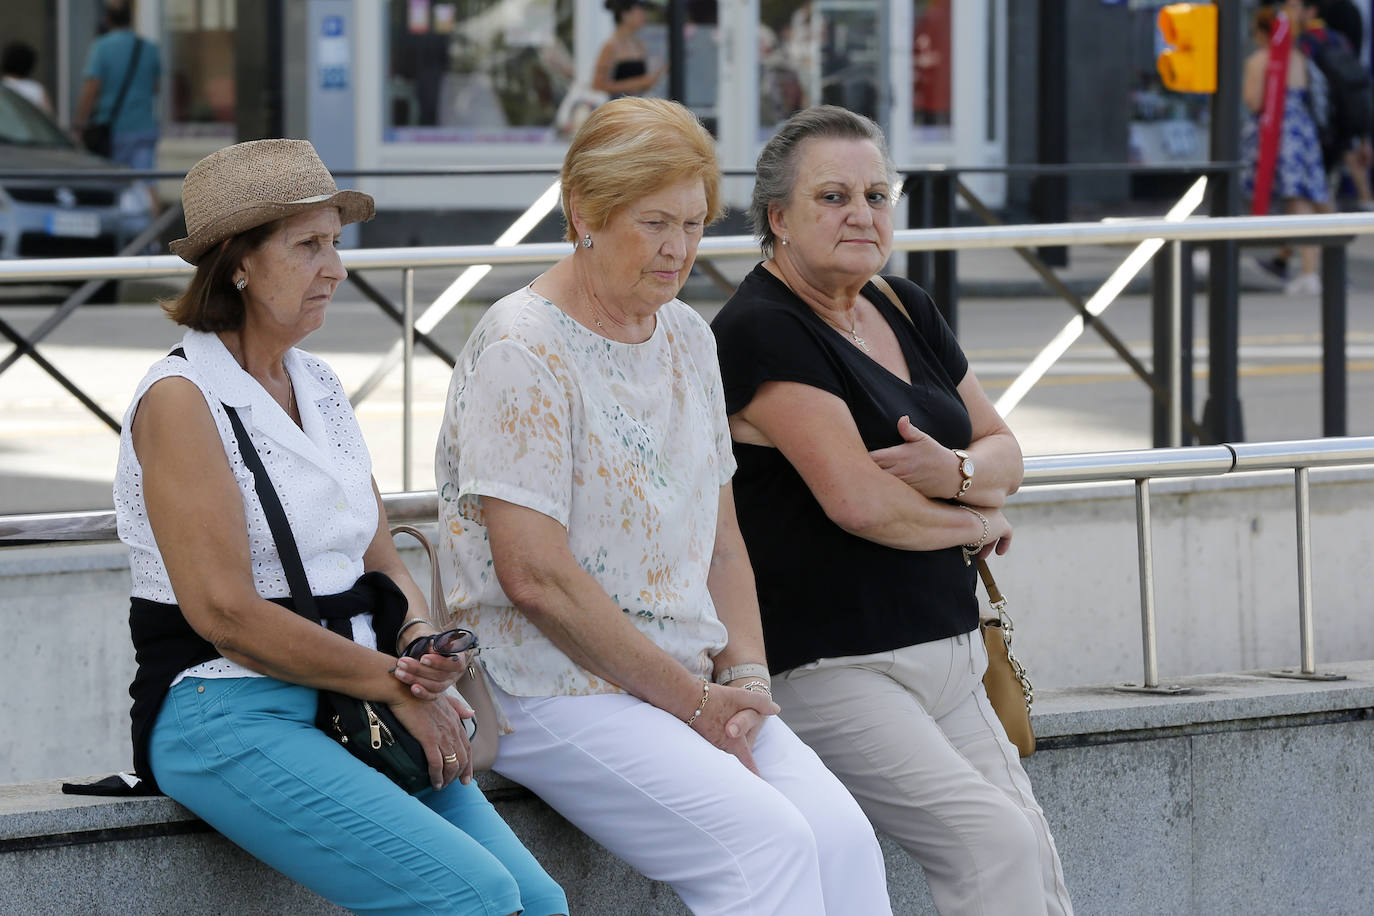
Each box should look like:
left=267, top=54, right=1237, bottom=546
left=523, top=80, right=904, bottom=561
left=75, top=2, right=161, bottom=170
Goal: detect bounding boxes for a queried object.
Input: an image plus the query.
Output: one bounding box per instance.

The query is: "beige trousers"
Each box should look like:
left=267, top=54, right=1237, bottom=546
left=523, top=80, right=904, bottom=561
left=771, top=631, right=1073, bottom=916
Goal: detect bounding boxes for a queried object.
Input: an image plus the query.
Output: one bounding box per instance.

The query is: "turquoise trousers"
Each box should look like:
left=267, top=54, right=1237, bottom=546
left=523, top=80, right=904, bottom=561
left=150, top=675, right=566, bottom=915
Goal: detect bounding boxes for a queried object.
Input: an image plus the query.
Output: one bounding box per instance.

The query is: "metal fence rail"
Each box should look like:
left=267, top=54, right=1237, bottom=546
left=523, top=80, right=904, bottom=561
left=4, top=437, right=1370, bottom=693
left=4, top=211, right=1374, bottom=480
left=3, top=212, right=1371, bottom=282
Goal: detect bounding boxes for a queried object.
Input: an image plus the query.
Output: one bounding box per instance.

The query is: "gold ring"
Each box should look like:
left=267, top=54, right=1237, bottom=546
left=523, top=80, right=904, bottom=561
left=442, top=753, right=459, bottom=764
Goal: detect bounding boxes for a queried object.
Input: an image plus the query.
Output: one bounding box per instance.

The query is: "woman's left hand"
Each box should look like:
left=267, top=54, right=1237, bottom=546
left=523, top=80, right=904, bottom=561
left=869, top=415, right=961, bottom=500
left=392, top=650, right=473, bottom=701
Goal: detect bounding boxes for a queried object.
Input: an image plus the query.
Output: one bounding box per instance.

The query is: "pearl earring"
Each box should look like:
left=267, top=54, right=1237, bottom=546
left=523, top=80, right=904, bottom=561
left=234, top=277, right=246, bottom=291
left=581, top=234, right=593, bottom=249
left=781, top=236, right=789, bottom=247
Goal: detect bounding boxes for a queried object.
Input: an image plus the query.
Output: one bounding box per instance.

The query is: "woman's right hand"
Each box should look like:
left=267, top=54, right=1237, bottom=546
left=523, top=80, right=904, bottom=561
left=388, top=691, right=474, bottom=790
left=687, top=683, right=779, bottom=774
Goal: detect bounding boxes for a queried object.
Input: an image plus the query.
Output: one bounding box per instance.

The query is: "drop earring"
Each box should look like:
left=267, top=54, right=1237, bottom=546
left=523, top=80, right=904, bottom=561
left=234, top=277, right=246, bottom=291
left=781, top=236, right=789, bottom=246
left=581, top=233, right=593, bottom=249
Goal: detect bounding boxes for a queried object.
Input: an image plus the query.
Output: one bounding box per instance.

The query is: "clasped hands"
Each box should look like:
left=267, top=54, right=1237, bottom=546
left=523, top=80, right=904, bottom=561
left=390, top=634, right=479, bottom=790
left=689, top=682, right=779, bottom=775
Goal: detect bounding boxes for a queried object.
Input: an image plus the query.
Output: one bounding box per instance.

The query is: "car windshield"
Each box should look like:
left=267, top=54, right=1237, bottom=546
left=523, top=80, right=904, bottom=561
left=0, top=87, right=74, bottom=148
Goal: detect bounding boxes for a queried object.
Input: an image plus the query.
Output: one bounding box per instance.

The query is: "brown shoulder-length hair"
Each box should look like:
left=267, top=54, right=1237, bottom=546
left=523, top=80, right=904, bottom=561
left=560, top=97, right=722, bottom=242
left=161, top=220, right=280, bottom=331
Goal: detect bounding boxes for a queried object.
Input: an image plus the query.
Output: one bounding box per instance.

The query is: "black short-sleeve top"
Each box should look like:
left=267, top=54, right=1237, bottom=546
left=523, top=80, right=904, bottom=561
left=711, top=264, right=978, bottom=673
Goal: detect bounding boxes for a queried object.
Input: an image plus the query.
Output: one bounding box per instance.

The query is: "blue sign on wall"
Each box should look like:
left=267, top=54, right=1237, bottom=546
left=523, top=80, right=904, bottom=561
left=318, top=14, right=350, bottom=90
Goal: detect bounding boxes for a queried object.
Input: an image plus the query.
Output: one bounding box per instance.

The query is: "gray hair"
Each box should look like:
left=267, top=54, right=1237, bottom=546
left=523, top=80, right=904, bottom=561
left=749, top=105, right=899, bottom=258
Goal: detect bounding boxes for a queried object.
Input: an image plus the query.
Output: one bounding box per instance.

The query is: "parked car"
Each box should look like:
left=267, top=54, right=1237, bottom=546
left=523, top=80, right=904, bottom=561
left=0, top=84, right=153, bottom=262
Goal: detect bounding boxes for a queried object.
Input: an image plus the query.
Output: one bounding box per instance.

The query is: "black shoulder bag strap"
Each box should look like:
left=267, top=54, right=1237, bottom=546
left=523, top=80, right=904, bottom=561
left=166, top=347, right=330, bottom=631
left=103, top=38, right=144, bottom=128
left=221, top=406, right=332, bottom=629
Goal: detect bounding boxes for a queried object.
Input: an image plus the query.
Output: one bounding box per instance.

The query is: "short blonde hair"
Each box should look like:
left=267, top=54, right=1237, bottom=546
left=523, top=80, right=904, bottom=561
left=560, top=97, right=722, bottom=242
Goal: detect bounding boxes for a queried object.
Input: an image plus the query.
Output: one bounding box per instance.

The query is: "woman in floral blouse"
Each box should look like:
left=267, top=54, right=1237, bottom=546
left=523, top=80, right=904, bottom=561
left=435, top=98, right=890, bottom=915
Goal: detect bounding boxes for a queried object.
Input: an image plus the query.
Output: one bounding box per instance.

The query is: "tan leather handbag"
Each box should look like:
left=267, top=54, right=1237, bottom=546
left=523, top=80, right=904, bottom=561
left=976, top=560, right=1035, bottom=757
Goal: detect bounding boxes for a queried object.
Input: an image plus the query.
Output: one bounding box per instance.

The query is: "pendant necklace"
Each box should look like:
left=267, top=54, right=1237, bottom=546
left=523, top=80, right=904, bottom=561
left=832, top=307, right=870, bottom=352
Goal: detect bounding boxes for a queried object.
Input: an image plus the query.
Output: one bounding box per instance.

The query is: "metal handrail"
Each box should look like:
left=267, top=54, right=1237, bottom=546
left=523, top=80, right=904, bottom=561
left=0, top=160, right=1241, bottom=182
left=1, top=212, right=1371, bottom=283
left=4, top=437, right=1371, bottom=692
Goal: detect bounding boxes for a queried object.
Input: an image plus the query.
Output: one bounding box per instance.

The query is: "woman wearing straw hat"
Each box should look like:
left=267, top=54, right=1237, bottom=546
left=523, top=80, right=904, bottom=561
left=115, top=139, right=566, bottom=916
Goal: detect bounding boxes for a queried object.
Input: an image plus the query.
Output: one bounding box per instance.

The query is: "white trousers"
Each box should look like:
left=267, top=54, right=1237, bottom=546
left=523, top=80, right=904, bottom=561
left=491, top=684, right=892, bottom=916
left=771, top=632, right=1074, bottom=916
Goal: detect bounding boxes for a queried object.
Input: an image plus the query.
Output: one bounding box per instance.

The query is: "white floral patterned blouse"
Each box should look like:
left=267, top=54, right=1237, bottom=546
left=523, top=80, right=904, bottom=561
left=435, top=285, right=735, bottom=697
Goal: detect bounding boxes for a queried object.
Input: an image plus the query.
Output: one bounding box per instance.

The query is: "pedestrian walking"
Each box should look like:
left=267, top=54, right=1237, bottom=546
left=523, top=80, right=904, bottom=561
left=74, top=2, right=160, bottom=170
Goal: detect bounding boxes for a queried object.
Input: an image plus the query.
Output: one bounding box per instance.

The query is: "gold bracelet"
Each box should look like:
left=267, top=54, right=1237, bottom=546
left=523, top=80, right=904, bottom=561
left=684, top=680, right=711, bottom=729
left=959, top=505, right=989, bottom=566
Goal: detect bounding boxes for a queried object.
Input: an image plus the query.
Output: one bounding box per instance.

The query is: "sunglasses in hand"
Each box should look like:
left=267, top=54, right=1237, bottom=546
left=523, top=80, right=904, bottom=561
left=401, top=627, right=479, bottom=660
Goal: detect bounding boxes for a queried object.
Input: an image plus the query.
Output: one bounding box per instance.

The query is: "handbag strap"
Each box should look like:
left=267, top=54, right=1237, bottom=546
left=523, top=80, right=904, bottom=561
left=974, top=558, right=1004, bottom=606
left=868, top=275, right=911, bottom=326
left=168, top=346, right=322, bottom=624
left=389, top=524, right=445, bottom=626
left=104, top=38, right=144, bottom=127
left=866, top=277, right=1005, bottom=604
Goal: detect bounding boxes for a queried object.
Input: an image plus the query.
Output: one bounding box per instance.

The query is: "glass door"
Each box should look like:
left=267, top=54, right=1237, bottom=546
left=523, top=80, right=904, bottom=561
left=757, top=0, right=889, bottom=142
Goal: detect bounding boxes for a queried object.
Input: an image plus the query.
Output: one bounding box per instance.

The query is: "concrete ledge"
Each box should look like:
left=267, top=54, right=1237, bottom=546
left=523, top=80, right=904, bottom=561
left=1032, top=658, right=1374, bottom=738
left=4, top=662, right=1372, bottom=914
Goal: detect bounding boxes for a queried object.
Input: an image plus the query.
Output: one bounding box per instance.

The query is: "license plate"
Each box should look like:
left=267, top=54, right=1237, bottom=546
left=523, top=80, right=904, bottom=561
left=45, top=211, right=101, bottom=238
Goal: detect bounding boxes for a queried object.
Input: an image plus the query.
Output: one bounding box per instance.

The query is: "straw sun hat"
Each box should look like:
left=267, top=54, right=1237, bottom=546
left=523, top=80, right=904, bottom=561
left=169, top=139, right=374, bottom=265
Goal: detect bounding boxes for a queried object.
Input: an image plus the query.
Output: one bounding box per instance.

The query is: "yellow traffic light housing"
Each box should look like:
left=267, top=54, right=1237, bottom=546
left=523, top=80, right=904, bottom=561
left=1157, top=3, right=1218, bottom=93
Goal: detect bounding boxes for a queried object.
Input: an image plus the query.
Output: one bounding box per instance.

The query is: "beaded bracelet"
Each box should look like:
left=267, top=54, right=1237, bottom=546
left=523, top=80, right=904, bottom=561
left=684, top=680, right=711, bottom=730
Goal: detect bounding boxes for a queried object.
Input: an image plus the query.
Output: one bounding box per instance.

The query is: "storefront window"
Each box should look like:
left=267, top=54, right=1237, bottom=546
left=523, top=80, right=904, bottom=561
left=758, top=0, right=885, bottom=140
left=385, top=0, right=575, bottom=143
left=912, top=0, right=950, bottom=143
left=163, top=0, right=236, bottom=137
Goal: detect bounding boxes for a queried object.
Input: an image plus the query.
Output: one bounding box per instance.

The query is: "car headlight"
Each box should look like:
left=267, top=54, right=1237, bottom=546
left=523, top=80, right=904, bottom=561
left=119, top=184, right=149, bottom=215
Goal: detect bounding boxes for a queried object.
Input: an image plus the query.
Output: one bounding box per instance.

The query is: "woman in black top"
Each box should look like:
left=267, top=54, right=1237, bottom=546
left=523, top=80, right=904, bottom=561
left=592, top=0, right=664, bottom=97
left=712, top=106, right=1073, bottom=916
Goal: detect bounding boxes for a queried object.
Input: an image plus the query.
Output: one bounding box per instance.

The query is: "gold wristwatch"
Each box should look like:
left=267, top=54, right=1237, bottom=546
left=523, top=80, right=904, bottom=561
left=952, top=449, right=974, bottom=499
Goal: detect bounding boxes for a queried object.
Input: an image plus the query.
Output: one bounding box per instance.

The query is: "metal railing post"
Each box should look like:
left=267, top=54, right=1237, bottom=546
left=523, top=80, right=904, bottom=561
left=1136, top=479, right=1159, bottom=686
left=931, top=172, right=958, bottom=332
left=1167, top=242, right=1184, bottom=448
left=1270, top=466, right=1346, bottom=682
left=1152, top=240, right=1186, bottom=447
left=402, top=268, right=414, bottom=492
left=1320, top=241, right=1348, bottom=437
left=1118, top=477, right=1190, bottom=694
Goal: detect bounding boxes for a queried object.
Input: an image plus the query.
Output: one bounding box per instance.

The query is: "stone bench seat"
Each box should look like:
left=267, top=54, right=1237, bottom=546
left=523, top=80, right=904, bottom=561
left=4, top=664, right=1373, bottom=915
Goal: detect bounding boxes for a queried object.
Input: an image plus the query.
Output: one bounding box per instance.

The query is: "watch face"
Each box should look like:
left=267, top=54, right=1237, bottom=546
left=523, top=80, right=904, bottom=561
left=960, top=458, right=975, bottom=477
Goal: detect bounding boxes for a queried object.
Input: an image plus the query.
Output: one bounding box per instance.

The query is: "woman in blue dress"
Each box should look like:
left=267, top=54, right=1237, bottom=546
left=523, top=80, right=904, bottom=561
left=1241, top=5, right=1329, bottom=296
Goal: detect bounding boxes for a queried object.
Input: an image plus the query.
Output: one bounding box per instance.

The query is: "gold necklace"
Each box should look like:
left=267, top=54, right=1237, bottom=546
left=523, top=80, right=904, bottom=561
left=825, top=307, right=870, bottom=352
